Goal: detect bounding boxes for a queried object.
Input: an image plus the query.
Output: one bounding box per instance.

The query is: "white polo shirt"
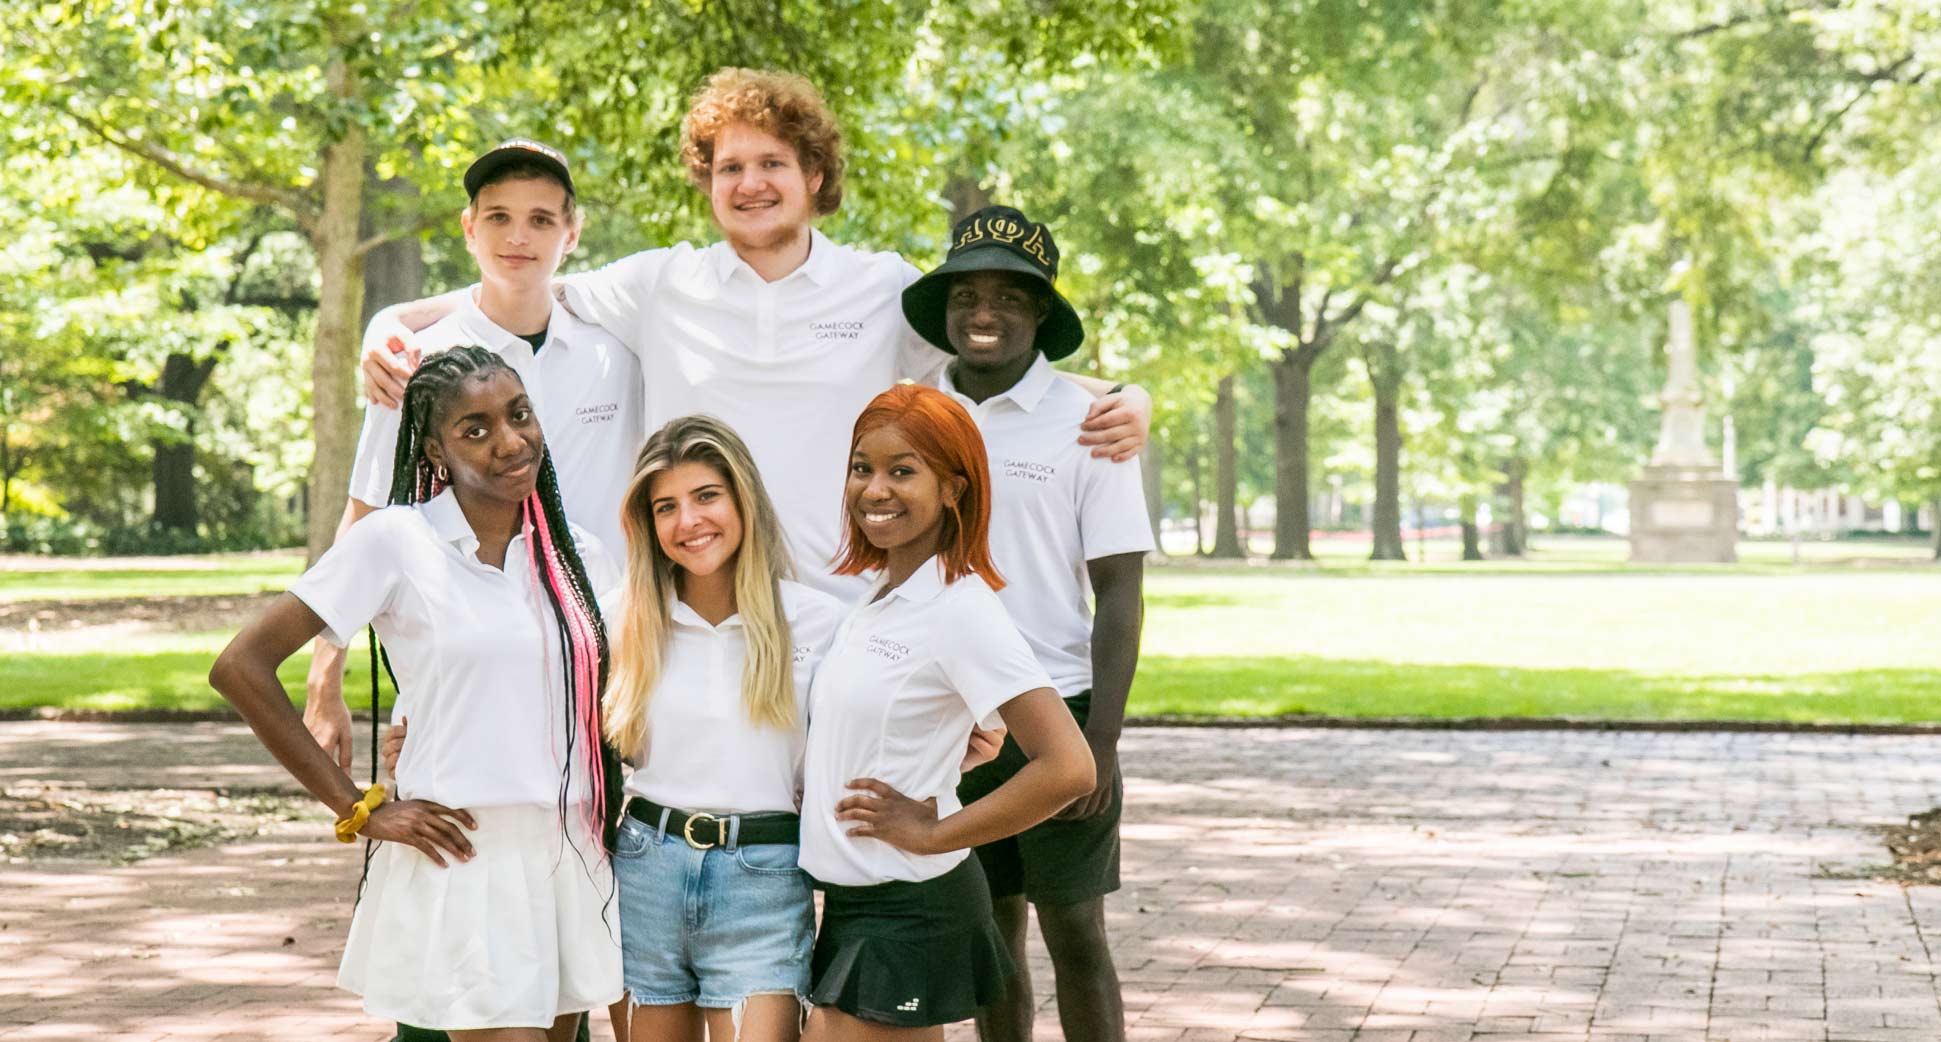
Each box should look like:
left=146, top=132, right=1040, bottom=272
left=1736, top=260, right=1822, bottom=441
left=798, top=558, right=1053, bottom=886
left=350, top=292, right=644, bottom=553
left=618, top=580, right=845, bottom=815
left=941, top=356, right=1156, bottom=697
left=559, top=231, right=950, bottom=600
left=291, top=490, right=621, bottom=810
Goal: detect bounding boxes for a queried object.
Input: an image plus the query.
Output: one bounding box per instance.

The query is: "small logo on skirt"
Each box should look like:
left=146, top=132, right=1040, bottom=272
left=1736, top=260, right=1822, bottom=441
left=897, top=997, right=920, bottom=1012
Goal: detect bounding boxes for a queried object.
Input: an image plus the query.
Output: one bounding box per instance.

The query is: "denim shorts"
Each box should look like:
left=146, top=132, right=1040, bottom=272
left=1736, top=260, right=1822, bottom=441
left=612, top=811, right=814, bottom=1008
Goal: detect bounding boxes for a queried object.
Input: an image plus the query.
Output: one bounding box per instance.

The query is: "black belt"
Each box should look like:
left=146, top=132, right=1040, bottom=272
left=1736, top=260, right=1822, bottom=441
left=625, top=797, right=800, bottom=850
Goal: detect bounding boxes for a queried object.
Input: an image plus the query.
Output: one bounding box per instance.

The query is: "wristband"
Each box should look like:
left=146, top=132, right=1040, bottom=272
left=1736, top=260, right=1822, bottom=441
left=1108, top=382, right=1126, bottom=395
left=334, top=783, right=388, bottom=843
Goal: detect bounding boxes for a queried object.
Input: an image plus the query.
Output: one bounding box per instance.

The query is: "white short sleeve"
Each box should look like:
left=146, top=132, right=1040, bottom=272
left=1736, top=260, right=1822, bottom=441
left=891, top=257, right=951, bottom=383
left=936, top=587, right=1054, bottom=722
left=559, top=251, right=665, bottom=351
left=346, top=402, right=405, bottom=508
left=289, top=509, right=408, bottom=647
left=1077, top=454, right=1158, bottom=561
left=896, top=326, right=951, bottom=385
left=568, top=525, right=622, bottom=601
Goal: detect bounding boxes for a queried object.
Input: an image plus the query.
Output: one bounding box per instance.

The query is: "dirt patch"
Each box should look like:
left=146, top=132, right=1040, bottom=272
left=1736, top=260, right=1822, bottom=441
left=0, top=784, right=321, bottom=865
left=0, top=592, right=277, bottom=634
left=1847, top=807, right=1941, bottom=885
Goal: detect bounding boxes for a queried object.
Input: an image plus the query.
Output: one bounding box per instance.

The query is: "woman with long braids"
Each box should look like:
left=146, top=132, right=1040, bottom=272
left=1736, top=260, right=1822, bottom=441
left=209, top=345, right=623, bottom=1041
left=600, top=414, right=843, bottom=1042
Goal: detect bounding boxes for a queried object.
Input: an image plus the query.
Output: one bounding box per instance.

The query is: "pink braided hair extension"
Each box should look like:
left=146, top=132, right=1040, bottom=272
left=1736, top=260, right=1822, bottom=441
left=523, top=494, right=607, bottom=841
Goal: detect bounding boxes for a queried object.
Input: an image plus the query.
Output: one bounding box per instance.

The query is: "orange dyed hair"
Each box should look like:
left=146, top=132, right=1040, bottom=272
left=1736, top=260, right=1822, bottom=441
left=681, top=68, right=845, bottom=216
left=833, top=385, right=1004, bottom=591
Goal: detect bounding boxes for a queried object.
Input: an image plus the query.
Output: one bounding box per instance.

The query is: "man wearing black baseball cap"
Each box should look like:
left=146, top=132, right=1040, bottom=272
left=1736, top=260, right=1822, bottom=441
left=911, top=206, right=1151, bottom=1042
left=462, top=138, right=576, bottom=199
left=311, top=137, right=635, bottom=1042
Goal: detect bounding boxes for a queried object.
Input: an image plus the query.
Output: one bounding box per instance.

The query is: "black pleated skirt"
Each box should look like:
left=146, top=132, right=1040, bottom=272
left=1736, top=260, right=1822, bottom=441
left=809, top=855, right=1013, bottom=1026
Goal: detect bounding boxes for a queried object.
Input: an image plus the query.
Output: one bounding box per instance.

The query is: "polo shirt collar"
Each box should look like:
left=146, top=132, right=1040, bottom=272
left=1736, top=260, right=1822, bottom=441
left=458, top=288, right=571, bottom=354
left=670, top=595, right=744, bottom=631
left=420, top=489, right=481, bottom=558
left=881, top=555, right=948, bottom=604
left=942, top=353, right=1058, bottom=414
left=710, top=228, right=837, bottom=288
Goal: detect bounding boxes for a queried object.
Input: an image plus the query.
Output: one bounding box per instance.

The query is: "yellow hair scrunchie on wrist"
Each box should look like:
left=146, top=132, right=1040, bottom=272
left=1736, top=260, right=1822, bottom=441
left=334, top=784, right=388, bottom=843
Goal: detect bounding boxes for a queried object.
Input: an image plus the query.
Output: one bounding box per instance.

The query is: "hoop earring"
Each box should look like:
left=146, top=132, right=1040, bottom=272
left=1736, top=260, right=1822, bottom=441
left=436, top=464, right=448, bottom=482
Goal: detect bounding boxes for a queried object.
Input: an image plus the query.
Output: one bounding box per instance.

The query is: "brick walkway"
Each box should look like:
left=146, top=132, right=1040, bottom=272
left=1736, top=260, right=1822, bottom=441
left=6, top=722, right=1941, bottom=1041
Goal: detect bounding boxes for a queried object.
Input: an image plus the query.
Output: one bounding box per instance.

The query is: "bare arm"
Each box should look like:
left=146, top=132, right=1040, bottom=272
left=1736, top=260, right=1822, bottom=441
left=210, top=593, right=477, bottom=864
left=1053, top=372, right=1153, bottom=462
left=360, top=291, right=469, bottom=407
left=1058, top=551, right=1145, bottom=820
left=301, top=497, right=378, bottom=770
left=837, top=687, right=1093, bottom=855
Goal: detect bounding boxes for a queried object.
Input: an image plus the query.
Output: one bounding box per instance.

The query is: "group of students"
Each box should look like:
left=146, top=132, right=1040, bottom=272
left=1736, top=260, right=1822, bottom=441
left=209, top=67, right=1153, bottom=1042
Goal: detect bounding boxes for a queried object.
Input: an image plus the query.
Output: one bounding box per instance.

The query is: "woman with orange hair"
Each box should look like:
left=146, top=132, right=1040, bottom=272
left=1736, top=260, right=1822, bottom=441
left=797, top=385, right=1097, bottom=1041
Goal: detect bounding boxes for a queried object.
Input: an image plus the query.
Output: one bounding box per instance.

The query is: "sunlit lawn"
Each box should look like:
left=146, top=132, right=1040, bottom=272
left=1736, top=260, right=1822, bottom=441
left=3, top=537, right=1935, bottom=722
left=0, top=552, right=304, bottom=602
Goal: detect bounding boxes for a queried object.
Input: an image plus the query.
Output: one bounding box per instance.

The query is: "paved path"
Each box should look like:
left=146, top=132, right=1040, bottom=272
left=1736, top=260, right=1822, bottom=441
left=5, top=722, right=1941, bottom=1041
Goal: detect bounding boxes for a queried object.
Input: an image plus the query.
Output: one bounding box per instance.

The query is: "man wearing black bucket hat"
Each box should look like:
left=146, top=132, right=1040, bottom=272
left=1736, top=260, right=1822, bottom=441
left=909, top=206, right=1151, bottom=1042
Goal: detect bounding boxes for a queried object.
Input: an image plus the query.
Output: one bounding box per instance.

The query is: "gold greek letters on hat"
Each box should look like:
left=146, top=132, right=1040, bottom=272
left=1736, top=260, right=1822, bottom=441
left=953, top=214, right=1054, bottom=270
left=1018, top=226, right=1052, bottom=268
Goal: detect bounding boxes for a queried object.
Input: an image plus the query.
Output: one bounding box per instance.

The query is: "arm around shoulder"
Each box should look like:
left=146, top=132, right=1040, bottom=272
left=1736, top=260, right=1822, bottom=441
left=1054, top=371, right=1152, bottom=461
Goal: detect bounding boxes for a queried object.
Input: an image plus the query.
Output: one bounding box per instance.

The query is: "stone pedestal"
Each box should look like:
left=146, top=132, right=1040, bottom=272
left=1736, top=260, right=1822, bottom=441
left=1628, top=467, right=1738, bottom=563
left=1627, top=297, right=1738, bottom=563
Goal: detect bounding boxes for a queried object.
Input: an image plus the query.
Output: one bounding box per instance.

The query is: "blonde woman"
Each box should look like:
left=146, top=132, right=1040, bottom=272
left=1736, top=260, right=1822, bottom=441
left=601, top=415, right=843, bottom=1042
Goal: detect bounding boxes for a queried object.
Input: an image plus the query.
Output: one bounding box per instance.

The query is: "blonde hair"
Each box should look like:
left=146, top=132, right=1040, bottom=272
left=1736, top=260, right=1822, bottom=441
left=681, top=67, right=845, bottom=216
left=603, top=415, right=797, bottom=758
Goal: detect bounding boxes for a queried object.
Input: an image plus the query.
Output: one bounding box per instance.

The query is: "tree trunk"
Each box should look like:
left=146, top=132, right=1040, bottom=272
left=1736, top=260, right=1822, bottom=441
left=1272, top=350, right=1315, bottom=560
left=1188, top=438, right=1204, bottom=556
left=1459, top=493, right=1483, bottom=561
left=1506, top=457, right=1528, bottom=553
left=0, top=429, right=13, bottom=516
left=1141, top=437, right=1165, bottom=558
left=304, top=79, right=368, bottom=564
left=150, top=353, right=218, bottom=532
left=1489, top=458, right=1526, bottom=556
left=1932, top=499, right=1940, bottom=560
left=1211, top=375, right=1244, bottom=558
left=943, top=175, right=992, bottom=219
left=1368, top=358, right=1405, bottom=561
left=360, top=175, right=424, bottom=328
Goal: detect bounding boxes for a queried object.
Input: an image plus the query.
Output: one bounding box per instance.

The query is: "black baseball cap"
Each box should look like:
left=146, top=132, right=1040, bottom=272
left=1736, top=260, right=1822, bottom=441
left=463, top=139, right=575, bottom=200
left=900, top=205, right=1085, bottom=361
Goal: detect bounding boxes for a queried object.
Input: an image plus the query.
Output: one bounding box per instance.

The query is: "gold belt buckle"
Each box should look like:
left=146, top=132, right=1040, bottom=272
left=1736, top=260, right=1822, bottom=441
left=683, top=812, right=723, bottom=850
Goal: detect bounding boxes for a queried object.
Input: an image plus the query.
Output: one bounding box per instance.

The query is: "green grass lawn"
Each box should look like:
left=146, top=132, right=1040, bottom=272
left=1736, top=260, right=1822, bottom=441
left=0, top=552, right=304, bottom=602
left=2, top=538, right=1935, bottom=723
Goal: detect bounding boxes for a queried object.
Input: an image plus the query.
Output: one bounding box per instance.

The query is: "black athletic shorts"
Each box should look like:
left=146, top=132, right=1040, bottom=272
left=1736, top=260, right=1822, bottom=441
left=955, top=689, right=1121, bottom=906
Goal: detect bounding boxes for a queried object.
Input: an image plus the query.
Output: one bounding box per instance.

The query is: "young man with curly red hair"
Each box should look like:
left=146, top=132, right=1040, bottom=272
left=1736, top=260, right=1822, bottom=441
left=357, top=69, right=1147, bottom=601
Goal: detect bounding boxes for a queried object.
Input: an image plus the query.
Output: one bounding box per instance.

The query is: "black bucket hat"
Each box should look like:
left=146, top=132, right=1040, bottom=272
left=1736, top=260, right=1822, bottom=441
left=464, top=138, right=575, bottom=200
left=901, top=206, right=1085, bottom=361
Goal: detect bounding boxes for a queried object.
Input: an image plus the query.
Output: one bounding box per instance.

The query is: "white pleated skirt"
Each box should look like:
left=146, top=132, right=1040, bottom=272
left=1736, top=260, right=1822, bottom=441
left=337, top=803, right=623, bottom=1029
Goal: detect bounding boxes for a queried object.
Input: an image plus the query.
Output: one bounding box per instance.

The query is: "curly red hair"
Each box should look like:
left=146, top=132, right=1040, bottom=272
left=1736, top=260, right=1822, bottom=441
left=681, top=68, right=844, bottom=217
left=833, top=385, right=1003, bottom=590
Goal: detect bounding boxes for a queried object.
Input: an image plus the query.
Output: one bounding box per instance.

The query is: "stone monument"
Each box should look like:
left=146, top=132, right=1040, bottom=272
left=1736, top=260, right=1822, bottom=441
left=1628, top=299, right=1738, bottom=562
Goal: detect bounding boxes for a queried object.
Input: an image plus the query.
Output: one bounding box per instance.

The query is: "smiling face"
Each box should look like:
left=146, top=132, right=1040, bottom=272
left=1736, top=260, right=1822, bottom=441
left=945, top=269, right=1047, bottom=374
left=846, top=424, right=965, bottom=565
left=648, top=460, right=744, bottom=580
left=461, top=176, right=580, bottom=291
left=421, top=370, right=545, bottom=508
left=707, top=122, right=822, bottom=254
